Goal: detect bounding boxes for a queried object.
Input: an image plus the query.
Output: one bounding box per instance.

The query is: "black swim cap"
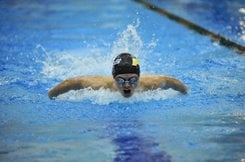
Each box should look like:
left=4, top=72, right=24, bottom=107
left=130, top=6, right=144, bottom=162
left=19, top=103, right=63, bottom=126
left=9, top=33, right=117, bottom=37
left=112, top=53, right=140, bottom=78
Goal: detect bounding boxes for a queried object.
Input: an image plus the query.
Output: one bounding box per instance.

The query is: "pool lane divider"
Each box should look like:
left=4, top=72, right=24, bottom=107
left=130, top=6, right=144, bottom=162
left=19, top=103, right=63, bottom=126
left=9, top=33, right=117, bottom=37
left=134, top=0, right=245, bottom=55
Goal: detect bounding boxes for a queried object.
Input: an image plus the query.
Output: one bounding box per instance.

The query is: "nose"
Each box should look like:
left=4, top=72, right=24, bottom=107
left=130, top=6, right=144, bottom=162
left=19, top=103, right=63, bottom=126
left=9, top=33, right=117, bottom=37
left=123, top=82, right=131, bottom=88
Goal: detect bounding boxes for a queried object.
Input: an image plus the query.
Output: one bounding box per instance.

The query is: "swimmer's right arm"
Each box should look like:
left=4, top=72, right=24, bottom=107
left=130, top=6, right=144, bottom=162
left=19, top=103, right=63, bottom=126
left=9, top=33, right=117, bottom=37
left=48, top=76, right=115, bottom=99
left=48, top=77, right=84, bottom=99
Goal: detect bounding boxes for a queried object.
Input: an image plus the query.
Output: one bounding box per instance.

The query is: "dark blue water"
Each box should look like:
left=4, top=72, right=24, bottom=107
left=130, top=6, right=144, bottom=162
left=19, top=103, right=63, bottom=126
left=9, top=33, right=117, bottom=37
left=0, top=0, right=244, bottom=162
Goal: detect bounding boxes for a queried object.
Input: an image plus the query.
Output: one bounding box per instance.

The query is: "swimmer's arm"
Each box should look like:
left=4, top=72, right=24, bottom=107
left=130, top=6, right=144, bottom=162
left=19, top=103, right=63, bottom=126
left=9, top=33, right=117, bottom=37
left=160, top=76, right=188, bottom=94
left=48, top=77, right=84, bottom=99
left=139, top=75, right=188, bottom=94
left=48, top=76, right=115, bottom=99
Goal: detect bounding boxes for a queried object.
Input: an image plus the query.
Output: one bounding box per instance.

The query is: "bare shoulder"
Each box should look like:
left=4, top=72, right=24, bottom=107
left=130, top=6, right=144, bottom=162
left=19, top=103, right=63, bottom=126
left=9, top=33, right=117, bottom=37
left=140, top=74, right=165, bottom=80
left=138, top=74, right=166, bottom=90
left=48, top=75, right=116, bottom=99
left=140, top=74, right=183, bottom=82
left=138, top=74, right=188, bottom=94
left=73, top=75, right=113, bottom=82
left=74, top=75, right=115, bottom=89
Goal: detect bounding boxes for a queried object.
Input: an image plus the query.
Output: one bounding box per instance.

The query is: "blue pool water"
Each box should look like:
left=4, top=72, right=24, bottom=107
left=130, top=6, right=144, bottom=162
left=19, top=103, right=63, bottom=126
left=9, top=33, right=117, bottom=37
left=0, top=0, right=244, bottom=162
left=147, top=0, right=245, bottom=46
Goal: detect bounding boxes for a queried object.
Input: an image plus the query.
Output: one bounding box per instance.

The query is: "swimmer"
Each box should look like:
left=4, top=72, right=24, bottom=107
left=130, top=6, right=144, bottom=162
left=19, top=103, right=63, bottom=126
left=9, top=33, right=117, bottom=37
left=48, top=53, right=188, bottom=99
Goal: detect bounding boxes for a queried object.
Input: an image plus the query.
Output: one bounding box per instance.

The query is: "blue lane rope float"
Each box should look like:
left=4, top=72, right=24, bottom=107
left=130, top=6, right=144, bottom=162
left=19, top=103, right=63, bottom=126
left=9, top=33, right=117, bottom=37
left=134, top=0, right=245, bottom=55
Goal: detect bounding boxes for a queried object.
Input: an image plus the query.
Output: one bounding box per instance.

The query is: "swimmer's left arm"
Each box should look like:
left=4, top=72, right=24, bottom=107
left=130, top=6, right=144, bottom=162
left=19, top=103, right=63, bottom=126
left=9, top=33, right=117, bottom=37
left=139, top=75, right=188, bottom=94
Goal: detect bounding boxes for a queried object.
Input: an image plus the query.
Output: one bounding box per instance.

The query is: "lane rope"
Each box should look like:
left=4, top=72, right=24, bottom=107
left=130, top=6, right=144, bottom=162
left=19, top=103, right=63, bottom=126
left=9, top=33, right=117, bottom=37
left=134, top=0, right=245, bottom=55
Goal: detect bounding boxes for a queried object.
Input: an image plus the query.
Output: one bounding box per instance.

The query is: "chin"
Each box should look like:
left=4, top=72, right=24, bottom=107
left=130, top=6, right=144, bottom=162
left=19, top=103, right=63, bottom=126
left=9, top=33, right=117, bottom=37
left=123, top=93, right=132, bottom=98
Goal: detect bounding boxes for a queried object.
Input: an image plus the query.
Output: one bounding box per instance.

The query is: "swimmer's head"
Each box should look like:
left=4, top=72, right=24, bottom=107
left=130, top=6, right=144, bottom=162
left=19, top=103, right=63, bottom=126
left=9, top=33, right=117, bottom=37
left=112, top=53, right=140, bottom=97
left=112, top=53, right=140, bottom=78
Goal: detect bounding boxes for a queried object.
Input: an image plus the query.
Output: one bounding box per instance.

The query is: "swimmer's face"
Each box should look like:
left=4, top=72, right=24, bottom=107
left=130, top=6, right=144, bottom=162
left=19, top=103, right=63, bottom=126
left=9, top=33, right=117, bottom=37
left=114, top=73, right=139, bottom=97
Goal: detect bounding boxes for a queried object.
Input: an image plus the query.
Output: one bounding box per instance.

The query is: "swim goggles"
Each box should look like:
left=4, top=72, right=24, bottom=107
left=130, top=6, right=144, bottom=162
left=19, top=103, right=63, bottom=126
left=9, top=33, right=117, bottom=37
left=115, top=77, right=138, bottom=85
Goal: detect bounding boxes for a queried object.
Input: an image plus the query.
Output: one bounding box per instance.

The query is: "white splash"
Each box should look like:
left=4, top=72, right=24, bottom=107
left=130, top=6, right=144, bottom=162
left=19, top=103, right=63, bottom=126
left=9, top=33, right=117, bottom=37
left=57, top=88, right=180, bottom=105
left=40, top=20, right=148, bottom=80
left=39, top=47, right=112, bottom=80
left=239, top=8, right=245, bottom=14
left=111, top=19, right=143, bottom=57
left=39, top=20, right=177, bottom=104
left=238, top=8, right=245, bottom=41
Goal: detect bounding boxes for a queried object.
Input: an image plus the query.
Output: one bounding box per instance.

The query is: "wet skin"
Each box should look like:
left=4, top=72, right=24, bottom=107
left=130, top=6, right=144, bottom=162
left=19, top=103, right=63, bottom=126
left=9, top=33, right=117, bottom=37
left=48, top=74, right=188, bottom=99
left=114, top=73, right=139, bottom=97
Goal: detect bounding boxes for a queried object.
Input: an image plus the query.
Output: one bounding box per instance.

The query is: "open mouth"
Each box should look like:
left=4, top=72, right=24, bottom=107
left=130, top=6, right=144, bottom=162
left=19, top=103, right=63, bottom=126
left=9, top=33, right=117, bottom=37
left=123, top=89, right=131, bottom=94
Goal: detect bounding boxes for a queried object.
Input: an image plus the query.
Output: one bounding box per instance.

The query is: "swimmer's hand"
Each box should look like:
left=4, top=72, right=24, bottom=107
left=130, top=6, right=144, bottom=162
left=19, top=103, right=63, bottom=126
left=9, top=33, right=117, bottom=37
left=163, top=76, right=188, bottom=94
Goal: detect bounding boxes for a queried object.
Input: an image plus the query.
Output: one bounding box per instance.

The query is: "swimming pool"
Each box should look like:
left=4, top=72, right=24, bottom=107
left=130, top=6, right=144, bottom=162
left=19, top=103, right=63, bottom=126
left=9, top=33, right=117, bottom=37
left=0, top=0, right=244, bottom=162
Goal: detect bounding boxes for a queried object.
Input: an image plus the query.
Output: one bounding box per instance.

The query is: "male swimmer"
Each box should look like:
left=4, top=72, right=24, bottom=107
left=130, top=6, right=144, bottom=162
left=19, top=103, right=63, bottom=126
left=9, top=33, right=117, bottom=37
left=48, top=53, right=188, bottom=99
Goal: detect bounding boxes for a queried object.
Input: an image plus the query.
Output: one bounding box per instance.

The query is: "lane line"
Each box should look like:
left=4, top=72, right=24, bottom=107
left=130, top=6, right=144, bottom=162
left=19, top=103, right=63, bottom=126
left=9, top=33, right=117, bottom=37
left=134, top=0, right=245, bottom=55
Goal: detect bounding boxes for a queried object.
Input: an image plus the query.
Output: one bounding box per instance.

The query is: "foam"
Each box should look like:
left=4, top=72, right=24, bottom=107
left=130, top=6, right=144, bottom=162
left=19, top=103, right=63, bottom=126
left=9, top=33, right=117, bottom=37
left=56, top=88, right=180, bottom=105
left=39, top=47, right=112, bottom=80
left=40, top=20, right=179, bottom=103
left=238, top=8, right=245, bottom=41
left=40, top=20, right=147, bottom=79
